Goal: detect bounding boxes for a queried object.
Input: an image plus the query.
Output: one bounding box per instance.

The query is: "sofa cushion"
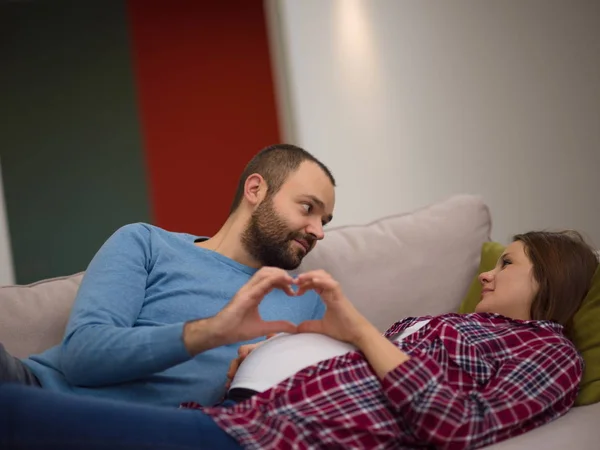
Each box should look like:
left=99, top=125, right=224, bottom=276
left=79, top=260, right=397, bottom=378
left=459, top=243, right=600, bottom=406
left=297, top=195, right=492, bottom=332
left=0, top=272, right=83, bottom=358
left=485, top=401, right=600, bottom=449
left=0, top=195, right=491, bottom=358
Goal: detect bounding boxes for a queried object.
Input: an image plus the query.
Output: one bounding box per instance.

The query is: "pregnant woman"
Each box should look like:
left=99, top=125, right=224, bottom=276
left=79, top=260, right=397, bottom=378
left=1, top=230, right=597, bottom=450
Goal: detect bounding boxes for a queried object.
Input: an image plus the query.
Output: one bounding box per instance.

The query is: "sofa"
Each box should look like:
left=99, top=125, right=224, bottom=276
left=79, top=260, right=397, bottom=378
left=0, top=194, right=597, bottom=449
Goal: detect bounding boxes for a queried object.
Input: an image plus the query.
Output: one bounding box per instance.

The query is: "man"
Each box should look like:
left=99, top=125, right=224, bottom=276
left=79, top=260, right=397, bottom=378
left=0, top=144, right=336, bottom=407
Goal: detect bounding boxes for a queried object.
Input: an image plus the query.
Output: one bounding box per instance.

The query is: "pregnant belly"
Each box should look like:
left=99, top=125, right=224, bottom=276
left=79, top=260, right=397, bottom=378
left=230, top=333, right=357, bottom=393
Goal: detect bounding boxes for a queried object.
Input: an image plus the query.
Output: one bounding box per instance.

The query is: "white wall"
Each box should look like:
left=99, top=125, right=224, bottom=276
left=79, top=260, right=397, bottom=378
left=0, top=158, right=15, bottom=284
left=270, top=0, right=600, bottom=245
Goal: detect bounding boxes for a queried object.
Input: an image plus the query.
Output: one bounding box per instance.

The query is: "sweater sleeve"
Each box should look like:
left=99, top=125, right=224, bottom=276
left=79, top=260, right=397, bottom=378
left=380, top=342, right=582, bottom=449
left=60, top=224, right=191, bottom=387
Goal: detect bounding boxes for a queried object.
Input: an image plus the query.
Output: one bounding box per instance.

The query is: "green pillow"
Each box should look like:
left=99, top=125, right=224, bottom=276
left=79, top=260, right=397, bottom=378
left=459, top=242, right=600, bottom=406
left=571, top=266, right=600, bottom=405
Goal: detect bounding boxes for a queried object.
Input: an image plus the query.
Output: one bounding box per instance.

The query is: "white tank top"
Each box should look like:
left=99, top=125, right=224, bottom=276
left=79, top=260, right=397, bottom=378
left=230, top=319, right=431, bottom=393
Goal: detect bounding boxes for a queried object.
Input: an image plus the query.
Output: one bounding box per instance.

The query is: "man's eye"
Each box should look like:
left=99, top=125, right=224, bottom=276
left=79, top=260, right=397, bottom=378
left=301, top=203, right=312, bottom=213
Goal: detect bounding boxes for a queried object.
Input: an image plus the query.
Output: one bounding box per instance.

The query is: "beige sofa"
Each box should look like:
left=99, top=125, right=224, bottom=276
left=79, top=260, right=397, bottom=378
left=0, top=195, right=597, bottom=448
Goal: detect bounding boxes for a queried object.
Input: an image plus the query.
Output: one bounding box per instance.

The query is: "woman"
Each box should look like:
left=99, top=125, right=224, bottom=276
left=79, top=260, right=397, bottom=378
left=0, top=231, right=597, bottom=450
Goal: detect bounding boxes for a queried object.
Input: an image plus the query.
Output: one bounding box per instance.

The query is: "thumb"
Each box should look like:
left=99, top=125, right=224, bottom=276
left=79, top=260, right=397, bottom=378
left=227, top=357, right=240, bottom=380
left=298, top=320, right=324, bottom=335
left=238, top=346, right=253, bottom=358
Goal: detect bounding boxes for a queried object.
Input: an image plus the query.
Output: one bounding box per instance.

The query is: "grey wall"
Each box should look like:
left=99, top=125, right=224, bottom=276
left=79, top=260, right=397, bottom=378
left=272, top=0, right=600, bottom=244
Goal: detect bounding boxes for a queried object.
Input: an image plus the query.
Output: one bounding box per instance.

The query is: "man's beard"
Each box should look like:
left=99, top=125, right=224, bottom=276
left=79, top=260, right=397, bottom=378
left=241, top=198, right=315, bottom=270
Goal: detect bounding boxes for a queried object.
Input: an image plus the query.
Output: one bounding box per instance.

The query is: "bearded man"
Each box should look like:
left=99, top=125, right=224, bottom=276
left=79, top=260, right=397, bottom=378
left=1, top=144, right=336, bottom=407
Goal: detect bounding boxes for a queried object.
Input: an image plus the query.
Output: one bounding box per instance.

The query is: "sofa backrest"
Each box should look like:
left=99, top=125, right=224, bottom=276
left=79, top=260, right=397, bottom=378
left=297, top=194, right=492, bottom=331
left=0, top=194, right=492, bottom=358
left=0, top=272, right=84, bottom=358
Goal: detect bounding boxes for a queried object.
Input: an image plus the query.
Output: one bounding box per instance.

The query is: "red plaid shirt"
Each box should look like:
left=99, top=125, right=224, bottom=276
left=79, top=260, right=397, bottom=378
left=182, top=313, right=583, bottom=449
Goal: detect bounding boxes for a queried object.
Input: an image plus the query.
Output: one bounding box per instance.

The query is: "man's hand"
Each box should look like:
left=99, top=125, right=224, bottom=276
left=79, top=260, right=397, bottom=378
left=295, top=270, right=378, bottom=347
left=183, top=268, right=298, bottom=356
left=225, top=334, right=276, bottom=390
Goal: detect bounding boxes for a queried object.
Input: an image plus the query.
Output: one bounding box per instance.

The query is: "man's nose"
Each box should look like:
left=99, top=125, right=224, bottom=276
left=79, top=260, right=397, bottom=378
left=306, top=220, right=324, bottom=241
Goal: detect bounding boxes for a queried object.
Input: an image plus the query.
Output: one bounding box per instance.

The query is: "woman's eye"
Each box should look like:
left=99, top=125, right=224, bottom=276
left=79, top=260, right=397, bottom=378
left=501, top=258, right=512, bottom=268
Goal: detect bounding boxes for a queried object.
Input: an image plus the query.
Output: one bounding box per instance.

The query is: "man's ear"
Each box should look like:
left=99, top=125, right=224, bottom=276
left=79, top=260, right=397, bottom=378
left=243, top=173, right=267, bottom=207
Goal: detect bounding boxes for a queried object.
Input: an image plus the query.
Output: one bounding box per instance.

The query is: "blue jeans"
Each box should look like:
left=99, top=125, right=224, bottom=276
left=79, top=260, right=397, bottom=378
left=0, top=383, right=242, bottom=449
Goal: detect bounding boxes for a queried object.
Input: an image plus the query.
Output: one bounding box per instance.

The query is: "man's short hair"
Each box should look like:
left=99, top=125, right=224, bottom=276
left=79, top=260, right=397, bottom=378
left=229, top=144, right=335, bottom=214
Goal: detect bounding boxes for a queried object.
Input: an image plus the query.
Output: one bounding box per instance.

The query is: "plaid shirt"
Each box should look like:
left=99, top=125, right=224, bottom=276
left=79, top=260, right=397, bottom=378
left=182, top=313, right=583, bottom=449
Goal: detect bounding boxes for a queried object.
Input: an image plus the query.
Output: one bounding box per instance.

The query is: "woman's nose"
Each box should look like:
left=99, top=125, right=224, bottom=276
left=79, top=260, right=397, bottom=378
left=478, top=270, right=494, bottom=285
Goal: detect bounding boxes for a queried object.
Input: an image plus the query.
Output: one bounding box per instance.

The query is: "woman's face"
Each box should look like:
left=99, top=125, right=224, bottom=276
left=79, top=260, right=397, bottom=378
left=475, top=241, right=539, bottom=320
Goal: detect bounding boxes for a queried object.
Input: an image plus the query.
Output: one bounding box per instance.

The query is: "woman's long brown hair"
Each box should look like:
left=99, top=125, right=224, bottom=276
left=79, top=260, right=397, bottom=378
left=514, top=230, right=598, bottom=336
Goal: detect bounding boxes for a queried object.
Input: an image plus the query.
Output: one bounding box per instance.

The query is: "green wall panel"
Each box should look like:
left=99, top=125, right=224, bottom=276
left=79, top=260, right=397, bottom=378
left=0, top=1, right=151, bottom=284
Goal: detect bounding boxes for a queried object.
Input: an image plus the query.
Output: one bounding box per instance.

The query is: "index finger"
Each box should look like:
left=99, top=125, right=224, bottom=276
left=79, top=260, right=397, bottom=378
left=247, top=267, right=294, bottom=290
left=249, top=272, right=296, bottom=299
left=295, top=270, right=332, bottom=283
left=296, top=275, right=341, bottom=299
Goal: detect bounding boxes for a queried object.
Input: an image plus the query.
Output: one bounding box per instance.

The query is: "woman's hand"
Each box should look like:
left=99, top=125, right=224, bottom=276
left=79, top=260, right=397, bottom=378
left=295, top=270, right=378, bottom=346
left=225, top=334, right=276, bottom=390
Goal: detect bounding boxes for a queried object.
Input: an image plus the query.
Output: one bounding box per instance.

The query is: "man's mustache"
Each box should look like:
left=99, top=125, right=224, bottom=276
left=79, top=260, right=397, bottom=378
left=288, top=233, right=317, bottom=250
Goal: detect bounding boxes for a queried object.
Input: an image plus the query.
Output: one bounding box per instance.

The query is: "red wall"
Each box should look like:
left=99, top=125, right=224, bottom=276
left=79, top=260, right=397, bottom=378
left=127, top=0, right=281, bottom=234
